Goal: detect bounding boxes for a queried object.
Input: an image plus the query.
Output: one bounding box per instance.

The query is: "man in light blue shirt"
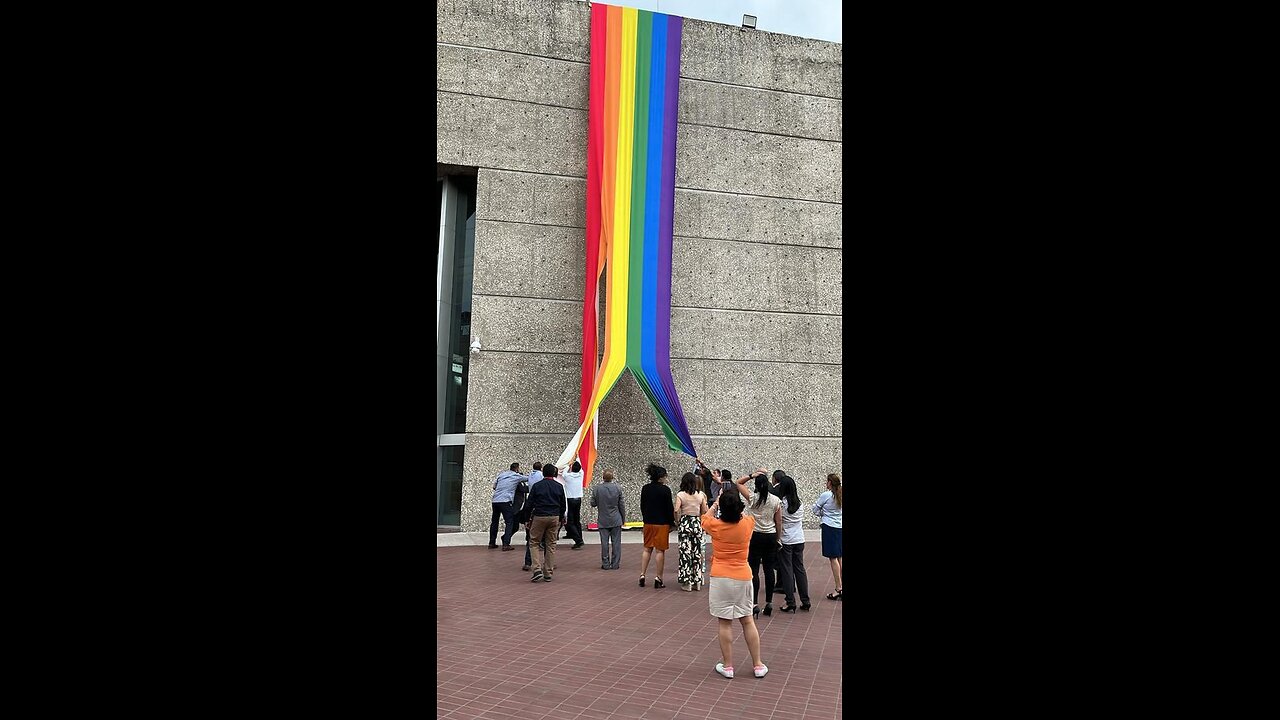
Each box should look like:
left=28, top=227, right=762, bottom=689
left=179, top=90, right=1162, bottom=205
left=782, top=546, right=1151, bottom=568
left=490, top=462, right=525, bottom=549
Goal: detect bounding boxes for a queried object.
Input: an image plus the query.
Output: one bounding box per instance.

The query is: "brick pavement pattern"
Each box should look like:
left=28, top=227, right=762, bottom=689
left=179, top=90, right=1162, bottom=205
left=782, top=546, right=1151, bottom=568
left=437, top=537, right=843, bottom=720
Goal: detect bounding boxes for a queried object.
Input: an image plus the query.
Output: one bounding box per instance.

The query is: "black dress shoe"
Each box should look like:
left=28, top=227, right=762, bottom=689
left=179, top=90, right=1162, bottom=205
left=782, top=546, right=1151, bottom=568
left=763, top=603, right=773, bottom=616
left=800, top=603, right=812, bottom=612
left=779, top=604, right=797, bottom=613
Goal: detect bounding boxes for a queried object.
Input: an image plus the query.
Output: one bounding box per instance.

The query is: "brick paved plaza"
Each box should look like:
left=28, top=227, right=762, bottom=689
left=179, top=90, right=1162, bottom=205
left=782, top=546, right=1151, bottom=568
left=437, top=536, right=843, bottom=720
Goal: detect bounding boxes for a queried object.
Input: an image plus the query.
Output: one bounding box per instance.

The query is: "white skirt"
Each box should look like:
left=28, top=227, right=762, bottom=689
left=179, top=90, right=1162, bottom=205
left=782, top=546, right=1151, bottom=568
left=708, top=577, right=754, bottom=619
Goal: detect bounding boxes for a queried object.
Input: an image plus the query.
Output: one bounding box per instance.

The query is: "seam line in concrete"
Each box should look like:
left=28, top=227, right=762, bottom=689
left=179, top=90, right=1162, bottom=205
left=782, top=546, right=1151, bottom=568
left=676, top=118, right=841, bottom=144
left=436, top=41, right=589, bottom=65
left=477, top=217, right=842, bottom=251
left=474, top=167, right=841, bottom=206
left=481, top=168, right=842, bottom=208
left=437, top=88, right=584, bottom=113
left=435, top=43, right=841, bottom=101
left=467, top=346, right=842, bottom=366
left=472, top=291, right=843, bottom=318
left=680, top=74, right=841, bottom=101
left=461, top=432, right=842, bottom=440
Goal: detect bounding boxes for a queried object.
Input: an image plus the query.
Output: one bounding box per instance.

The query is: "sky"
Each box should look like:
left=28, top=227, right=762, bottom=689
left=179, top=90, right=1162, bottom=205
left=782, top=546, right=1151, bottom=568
left=600, top=0, right=842, bottom=43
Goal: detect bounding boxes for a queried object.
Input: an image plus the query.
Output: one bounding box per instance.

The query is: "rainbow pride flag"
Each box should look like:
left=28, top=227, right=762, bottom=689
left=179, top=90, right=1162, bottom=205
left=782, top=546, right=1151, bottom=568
left=556, top=3, right=696, bottom=478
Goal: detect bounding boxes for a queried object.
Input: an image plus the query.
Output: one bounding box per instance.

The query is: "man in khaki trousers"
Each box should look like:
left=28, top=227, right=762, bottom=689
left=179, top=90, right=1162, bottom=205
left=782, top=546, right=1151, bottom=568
left=526, top=464, right=567, bottom=582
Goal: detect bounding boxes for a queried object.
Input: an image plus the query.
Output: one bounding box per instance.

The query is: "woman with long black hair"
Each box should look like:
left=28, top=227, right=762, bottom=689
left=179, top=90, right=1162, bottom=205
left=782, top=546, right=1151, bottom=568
left=674, top=472, right=709, bottom=591
left=744, top=472, right=783, bottom=617
left=773, top=475, right=810, bottom=612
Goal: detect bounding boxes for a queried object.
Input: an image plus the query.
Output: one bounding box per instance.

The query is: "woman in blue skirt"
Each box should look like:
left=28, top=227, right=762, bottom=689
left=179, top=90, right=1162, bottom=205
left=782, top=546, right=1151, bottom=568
left=813, top=473, right=842, bottom=601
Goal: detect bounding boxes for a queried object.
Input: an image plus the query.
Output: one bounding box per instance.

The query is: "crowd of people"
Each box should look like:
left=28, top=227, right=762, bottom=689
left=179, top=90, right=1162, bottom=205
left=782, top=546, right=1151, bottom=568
left=488, top=457, right=844, bottom=679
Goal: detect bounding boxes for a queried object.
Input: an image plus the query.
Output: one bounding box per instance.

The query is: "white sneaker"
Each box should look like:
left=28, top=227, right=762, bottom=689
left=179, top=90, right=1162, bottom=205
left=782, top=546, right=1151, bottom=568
left=715, top=663, right=734, bottom=679
left=753, top=664, right=769, bottom=678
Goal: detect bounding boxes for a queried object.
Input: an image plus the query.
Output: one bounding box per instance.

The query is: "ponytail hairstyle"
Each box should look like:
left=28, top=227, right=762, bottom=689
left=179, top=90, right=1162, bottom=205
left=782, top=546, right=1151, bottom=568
left=752, top=474, right=770, bottom=509
left=603, top=470, right=615, bottom=482
left=828, top=473, right=842, bottom=508
left=718, top=483, right=744, bottom=523
left=645, top=463, right=667, bottom=484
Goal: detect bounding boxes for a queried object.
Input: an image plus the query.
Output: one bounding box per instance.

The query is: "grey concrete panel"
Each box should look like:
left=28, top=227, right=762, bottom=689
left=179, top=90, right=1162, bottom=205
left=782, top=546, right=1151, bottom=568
left=437, top=0, right=590, bottom=63
left=465, top=350, right=582, bottom=434
left=678, top=78, right=842, bottom=142
left=466, top=352, right=840, bottom=438
left=471, top=220, right=585, bottom=302
left=470, top=294, right=583, bottom=352
left=437, top=44, right=588, bottom=109
left=437, top=92, right=585, bottom=176
left=670, top=307, right=843, bottom=365
left=459, top=431, right=842, bottom=531
left=477, top=169, right=842, bottom=249
left=676, top=124, right=841, bottom=203
left=672, top=189, right=842, bottom=249
left=671, top=238, right=843, bottom=315
left=476, top=169, right=586, bottom=229
left=671, top=358, right=842, bottom=438
left=679, top=18, right=842, bottom=99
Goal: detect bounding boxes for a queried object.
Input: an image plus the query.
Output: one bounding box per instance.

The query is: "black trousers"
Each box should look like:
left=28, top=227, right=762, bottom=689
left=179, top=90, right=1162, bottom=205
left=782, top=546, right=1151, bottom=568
left=748, top=531, right=779, bottom=607
left=489, top=501, right=516, bottom=546
left=776, top=542, right=810, bottom=606
left=566, top=498, right=584, bottom=543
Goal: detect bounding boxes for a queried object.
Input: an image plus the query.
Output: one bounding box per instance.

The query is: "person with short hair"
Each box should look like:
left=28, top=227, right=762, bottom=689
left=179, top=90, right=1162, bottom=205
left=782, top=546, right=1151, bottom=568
left=521, top=461, right=547, bottom=570
left=527, top=463, right=567, bottom=583
left=563, top=460, right=586, bottom=549
left=489, top=462, right=525, bottom=550
left=701, top=479, right=768, bottom=679
left=638, top=463, right=676, bottom=589
left=590, top=469, right=625, bottom=570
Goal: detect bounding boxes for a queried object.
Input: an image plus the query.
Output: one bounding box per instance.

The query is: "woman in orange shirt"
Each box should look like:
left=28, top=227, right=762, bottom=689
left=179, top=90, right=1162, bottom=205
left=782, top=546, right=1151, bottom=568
left=701, top=478, right=769, bottom=679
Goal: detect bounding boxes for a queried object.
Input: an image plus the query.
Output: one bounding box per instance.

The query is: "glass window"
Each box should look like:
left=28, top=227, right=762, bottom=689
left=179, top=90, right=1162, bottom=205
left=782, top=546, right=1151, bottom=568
left=438, top=445, right=464, bottom=527
left=443, top=176, right=476, bottom=435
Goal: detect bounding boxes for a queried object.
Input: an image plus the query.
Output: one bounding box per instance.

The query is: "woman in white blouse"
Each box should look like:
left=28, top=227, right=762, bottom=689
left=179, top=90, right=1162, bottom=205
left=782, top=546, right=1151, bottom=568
left=813, top=473, right=843, bottom=601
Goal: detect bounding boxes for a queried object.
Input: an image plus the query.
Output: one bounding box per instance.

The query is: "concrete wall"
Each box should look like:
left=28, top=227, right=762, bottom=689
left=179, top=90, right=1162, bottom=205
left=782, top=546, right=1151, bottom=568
left=439, top=0, right=842, bottom=531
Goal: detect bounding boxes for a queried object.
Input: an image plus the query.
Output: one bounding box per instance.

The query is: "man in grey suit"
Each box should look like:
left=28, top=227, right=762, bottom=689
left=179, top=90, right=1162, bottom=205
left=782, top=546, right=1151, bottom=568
left=590, top=469, right=626, bottom=570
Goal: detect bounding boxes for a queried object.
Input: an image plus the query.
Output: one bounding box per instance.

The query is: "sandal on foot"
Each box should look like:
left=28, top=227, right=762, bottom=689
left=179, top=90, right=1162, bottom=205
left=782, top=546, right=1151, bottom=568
left=654, top=578, right=665, bottom=589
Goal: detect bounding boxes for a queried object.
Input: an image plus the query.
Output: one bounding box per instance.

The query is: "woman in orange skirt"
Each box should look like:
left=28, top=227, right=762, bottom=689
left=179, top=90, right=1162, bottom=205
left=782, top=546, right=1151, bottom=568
left=638, top=463, right=676, bottom=589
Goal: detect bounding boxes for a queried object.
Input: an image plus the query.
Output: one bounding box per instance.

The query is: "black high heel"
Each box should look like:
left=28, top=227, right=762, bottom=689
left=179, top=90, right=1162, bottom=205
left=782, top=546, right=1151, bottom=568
left=779, top=604, right=797, bottom=613
left=763, top=603, right=773, bottom=616
left=753, top=605, right=760, bottom=618
left=654, top=578, right=665, bottom=589
left=800, top=603, right=812, bottom=612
